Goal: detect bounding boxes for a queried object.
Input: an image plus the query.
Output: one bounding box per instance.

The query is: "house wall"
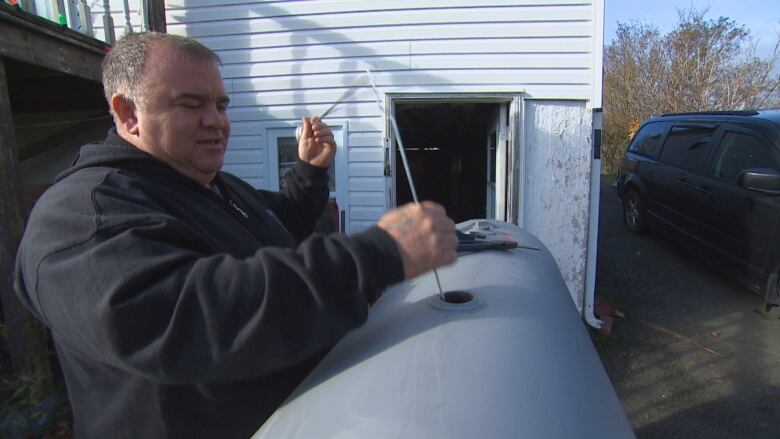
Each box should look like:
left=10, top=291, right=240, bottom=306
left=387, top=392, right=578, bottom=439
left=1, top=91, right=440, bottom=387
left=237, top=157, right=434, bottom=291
left=160, top=0, right=602, bottom=307
left=522, top=101, right=593, bottom=309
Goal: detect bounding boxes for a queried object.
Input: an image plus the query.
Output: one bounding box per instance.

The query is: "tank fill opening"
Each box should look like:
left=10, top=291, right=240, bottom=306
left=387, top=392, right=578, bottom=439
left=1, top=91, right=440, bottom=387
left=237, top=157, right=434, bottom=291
left=442, top=291, right=474, bottom=304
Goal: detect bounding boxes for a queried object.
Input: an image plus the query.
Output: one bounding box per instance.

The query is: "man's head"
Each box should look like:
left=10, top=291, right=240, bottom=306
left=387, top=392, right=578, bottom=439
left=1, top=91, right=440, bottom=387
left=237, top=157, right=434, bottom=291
left=102, top=32, right=230, bottom=187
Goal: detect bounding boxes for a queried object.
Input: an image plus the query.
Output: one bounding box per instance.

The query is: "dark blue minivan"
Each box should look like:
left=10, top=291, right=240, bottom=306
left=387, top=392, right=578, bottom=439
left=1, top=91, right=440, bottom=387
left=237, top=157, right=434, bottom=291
left=616, top=110, right=780, bottom=311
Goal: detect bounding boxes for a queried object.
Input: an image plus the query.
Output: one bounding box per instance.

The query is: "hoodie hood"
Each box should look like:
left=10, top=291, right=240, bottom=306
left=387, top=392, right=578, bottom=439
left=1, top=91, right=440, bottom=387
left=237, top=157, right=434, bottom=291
left=56, top=128, right=170, bottom=182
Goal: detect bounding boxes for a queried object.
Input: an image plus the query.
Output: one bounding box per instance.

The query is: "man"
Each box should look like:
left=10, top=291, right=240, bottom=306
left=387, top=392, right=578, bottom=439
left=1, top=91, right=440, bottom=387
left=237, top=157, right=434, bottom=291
left=14, top=32, right=457, bottom=438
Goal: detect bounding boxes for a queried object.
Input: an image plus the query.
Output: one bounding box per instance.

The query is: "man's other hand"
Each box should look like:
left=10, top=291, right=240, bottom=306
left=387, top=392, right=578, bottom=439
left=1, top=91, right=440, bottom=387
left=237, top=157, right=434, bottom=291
left=378, top=202, right=458, bottom=279
left=298, top=117, right=336, bottom=168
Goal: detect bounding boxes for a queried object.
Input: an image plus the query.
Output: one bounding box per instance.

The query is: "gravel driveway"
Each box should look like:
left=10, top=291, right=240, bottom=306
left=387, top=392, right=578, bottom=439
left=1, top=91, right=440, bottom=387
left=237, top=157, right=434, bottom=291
left=593, top=178, right=780, bottom=439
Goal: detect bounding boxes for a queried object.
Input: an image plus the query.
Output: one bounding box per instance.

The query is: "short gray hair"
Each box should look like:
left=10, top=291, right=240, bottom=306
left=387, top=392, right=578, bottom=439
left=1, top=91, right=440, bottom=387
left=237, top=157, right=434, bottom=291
left=102, top=32, right=221, bottom=112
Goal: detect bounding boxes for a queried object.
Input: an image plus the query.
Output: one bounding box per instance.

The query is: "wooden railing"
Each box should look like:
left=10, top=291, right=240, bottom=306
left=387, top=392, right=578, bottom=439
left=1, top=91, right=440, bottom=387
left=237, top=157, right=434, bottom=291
left=3, top=0, right=151, bottom=44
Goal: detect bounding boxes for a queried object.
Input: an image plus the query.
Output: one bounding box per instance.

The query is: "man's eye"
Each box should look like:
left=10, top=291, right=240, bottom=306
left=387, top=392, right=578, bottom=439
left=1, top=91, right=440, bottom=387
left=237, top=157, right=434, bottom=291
left=180, top=101, right=200, bottom=108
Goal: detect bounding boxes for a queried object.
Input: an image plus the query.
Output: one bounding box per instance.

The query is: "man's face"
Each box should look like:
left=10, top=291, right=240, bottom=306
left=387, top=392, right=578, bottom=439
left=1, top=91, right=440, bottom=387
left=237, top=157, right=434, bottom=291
left=132, top=44, right=230, bottom=186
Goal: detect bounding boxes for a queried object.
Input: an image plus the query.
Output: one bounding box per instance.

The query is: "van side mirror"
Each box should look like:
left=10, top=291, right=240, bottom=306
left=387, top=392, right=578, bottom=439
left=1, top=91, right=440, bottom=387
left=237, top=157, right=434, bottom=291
left=738, top=169, right=780, bottom=194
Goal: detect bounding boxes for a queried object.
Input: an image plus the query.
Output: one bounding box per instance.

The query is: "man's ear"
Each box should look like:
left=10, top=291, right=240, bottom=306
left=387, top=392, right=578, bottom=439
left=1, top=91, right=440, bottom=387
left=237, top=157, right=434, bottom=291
left=111, top=94, right=140, bottom=136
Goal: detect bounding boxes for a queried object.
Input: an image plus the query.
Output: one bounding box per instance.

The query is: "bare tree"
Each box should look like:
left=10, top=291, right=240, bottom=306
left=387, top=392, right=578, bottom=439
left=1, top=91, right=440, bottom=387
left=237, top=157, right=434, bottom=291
left=603, top=23, right=666, bottom=174
left=602, top=8, right=780, bottom=173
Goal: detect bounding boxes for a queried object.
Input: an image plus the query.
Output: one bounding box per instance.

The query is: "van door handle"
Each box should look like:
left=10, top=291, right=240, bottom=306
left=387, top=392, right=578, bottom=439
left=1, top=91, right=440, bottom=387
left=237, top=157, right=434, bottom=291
left=694, top=185, right=710, bottom=195
left=676, top=179, right=690, bottom=188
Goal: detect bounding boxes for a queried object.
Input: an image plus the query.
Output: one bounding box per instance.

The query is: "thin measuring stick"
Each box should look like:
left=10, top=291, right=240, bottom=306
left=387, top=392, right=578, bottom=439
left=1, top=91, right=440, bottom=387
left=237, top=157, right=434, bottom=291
left=297, top=74, right=366, bottom=140
left=322, top=73, right=367, bottom=119
left=365, top=70, right=446, bottom=302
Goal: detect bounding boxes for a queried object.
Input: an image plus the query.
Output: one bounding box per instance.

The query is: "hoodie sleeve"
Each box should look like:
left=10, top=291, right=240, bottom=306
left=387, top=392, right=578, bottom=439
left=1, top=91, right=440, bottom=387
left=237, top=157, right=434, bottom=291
left=15, top=176, right=404, bottom=386
left=262, top=160, right=331, bottom=243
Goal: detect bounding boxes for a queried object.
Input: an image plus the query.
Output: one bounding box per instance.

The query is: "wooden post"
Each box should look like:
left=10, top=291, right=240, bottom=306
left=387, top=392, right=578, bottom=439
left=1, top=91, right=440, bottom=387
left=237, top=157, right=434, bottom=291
left=101, top=0, right=115, bottom=44
left=0, top=57, right=54, bottom=399
left=147, top=0, right=166, bottom=33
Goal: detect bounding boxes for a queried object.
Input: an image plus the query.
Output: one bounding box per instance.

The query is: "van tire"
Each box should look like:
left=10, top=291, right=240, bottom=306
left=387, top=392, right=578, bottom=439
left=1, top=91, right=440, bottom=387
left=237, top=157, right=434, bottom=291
left=624, top=190, right=647, bottom=234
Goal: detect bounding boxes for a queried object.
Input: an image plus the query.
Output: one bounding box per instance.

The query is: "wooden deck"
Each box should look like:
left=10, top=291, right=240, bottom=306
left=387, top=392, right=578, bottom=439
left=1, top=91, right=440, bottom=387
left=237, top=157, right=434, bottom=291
left=0, top=2, right=109, bottom=375
left=0, top=3, right=107, bottom=81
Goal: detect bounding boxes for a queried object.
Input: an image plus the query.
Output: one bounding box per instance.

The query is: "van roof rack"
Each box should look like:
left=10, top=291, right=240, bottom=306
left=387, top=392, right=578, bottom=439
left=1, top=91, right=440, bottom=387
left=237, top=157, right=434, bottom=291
left=660, top=110, right=759, bottom=117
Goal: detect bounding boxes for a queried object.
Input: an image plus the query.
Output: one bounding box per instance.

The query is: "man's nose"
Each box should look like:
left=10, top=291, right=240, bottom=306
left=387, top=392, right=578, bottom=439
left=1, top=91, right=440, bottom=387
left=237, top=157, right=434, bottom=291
left=201, top=105, right=227, bottom=129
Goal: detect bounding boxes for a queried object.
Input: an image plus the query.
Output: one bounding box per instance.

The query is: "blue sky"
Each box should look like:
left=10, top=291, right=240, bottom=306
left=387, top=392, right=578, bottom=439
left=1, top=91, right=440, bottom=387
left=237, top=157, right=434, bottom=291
left=604, top=0, right=780, bottom=58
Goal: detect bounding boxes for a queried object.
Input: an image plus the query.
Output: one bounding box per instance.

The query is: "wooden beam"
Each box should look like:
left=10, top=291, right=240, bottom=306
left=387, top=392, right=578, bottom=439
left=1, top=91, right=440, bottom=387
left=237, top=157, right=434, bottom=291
left=0, top=3, right=106, bottom=81
left=148, top=0, right=167, bottom=33
left=0, top=50, right=27, bottom=376
left=17, top=114, right=112, bottom=161
left=0, top=57, right=55, bottom=395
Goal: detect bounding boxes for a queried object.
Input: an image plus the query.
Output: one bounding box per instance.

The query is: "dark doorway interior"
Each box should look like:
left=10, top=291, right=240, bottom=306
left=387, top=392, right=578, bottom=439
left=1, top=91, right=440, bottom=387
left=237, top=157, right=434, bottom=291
left=394, top=102, right=498, bottom=223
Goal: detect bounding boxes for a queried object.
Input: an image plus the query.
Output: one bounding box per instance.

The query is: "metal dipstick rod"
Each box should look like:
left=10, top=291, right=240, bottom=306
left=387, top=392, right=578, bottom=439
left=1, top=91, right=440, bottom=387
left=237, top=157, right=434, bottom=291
left=296, top=75, right=365, bottom=140
left=365, top=70, right=446, bottom=302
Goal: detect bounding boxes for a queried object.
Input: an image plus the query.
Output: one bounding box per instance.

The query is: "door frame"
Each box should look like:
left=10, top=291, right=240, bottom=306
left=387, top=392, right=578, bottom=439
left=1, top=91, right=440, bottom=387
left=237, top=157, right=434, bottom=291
left=486, top=109, right=497, bottom=219
left=384, top=93, right=524, bottom=224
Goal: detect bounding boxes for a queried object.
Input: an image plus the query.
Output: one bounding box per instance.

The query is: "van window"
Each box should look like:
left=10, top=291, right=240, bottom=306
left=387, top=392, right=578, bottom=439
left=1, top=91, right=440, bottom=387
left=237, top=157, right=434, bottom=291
left=628, top=122, right=667, bottom=157
left=658, top=125, right=718, bottom=171
left=710, top=131, right=780, bottom=182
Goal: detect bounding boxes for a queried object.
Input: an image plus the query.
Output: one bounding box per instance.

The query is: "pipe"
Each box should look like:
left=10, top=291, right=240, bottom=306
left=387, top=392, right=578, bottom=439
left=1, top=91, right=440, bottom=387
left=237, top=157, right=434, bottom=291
left=584, top=109, right=604, bottom=329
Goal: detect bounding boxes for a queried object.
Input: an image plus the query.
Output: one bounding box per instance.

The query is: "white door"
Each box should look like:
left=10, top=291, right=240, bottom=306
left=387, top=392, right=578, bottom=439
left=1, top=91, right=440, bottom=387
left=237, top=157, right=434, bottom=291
left=486, top=105, right=509, bottom=220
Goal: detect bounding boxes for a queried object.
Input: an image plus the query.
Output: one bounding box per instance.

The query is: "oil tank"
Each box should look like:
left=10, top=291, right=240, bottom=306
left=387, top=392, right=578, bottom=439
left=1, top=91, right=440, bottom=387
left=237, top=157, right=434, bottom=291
left=254, top=220, right=634, bottom=438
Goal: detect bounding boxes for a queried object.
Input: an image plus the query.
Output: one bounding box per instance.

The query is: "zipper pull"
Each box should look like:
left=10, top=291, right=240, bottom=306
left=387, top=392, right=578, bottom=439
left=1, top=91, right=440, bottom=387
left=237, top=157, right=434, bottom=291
left=228, top=199, right=249, bottom=219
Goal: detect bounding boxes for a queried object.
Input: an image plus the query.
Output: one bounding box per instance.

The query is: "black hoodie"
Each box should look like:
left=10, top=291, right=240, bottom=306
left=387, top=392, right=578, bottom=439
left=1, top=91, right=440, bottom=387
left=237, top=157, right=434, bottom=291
left=14, top=129, right=404, bottom=438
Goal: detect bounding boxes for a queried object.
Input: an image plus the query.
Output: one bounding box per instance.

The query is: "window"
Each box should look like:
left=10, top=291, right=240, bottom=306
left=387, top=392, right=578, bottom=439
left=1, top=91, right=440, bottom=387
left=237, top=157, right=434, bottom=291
left=270, top=130, right=336, bottom=192
left=658, top=125, right=718, bottom=171
left=628, top=122, right=667, bottom=157
left=275, top=136, right=298, bottom=189
left=266, top=124, right=348, bottom=233
left=710, top=131, right=780, bottom=182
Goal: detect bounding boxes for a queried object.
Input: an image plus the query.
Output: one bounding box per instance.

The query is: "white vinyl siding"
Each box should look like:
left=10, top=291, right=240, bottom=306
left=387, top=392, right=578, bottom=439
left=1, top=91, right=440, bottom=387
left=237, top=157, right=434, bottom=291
left=165, top=0, right=599, bottom=234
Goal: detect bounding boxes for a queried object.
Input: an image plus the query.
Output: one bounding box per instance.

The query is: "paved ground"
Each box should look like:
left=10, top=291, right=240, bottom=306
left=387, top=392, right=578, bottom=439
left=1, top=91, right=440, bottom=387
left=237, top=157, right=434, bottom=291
left=592, top=179, right=780, bottom=439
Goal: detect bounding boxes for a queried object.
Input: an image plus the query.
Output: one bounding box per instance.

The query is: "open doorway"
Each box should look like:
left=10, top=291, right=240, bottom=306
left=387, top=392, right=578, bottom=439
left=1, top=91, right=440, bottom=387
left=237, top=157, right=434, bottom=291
left=392, top=101, right=509, bottom=223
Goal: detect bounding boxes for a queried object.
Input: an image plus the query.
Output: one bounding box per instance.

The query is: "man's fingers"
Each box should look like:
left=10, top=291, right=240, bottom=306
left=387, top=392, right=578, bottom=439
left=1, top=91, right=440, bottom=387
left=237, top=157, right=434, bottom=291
left=310, top=118, right=336, bottom=146
left=378, top=201, right=458, bottom=279
left=300, top=117, right=312, bottom=139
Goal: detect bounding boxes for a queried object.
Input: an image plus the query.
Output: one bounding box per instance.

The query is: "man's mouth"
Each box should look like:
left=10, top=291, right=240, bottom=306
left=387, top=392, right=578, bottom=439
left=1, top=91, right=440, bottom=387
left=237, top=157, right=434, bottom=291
left=198, top=138, right=224, bottom=146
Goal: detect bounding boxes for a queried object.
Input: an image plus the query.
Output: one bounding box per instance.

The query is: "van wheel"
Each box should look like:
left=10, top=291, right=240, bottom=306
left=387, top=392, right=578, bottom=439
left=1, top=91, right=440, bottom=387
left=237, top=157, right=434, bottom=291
left=624, top=190, right=647, bottom=234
